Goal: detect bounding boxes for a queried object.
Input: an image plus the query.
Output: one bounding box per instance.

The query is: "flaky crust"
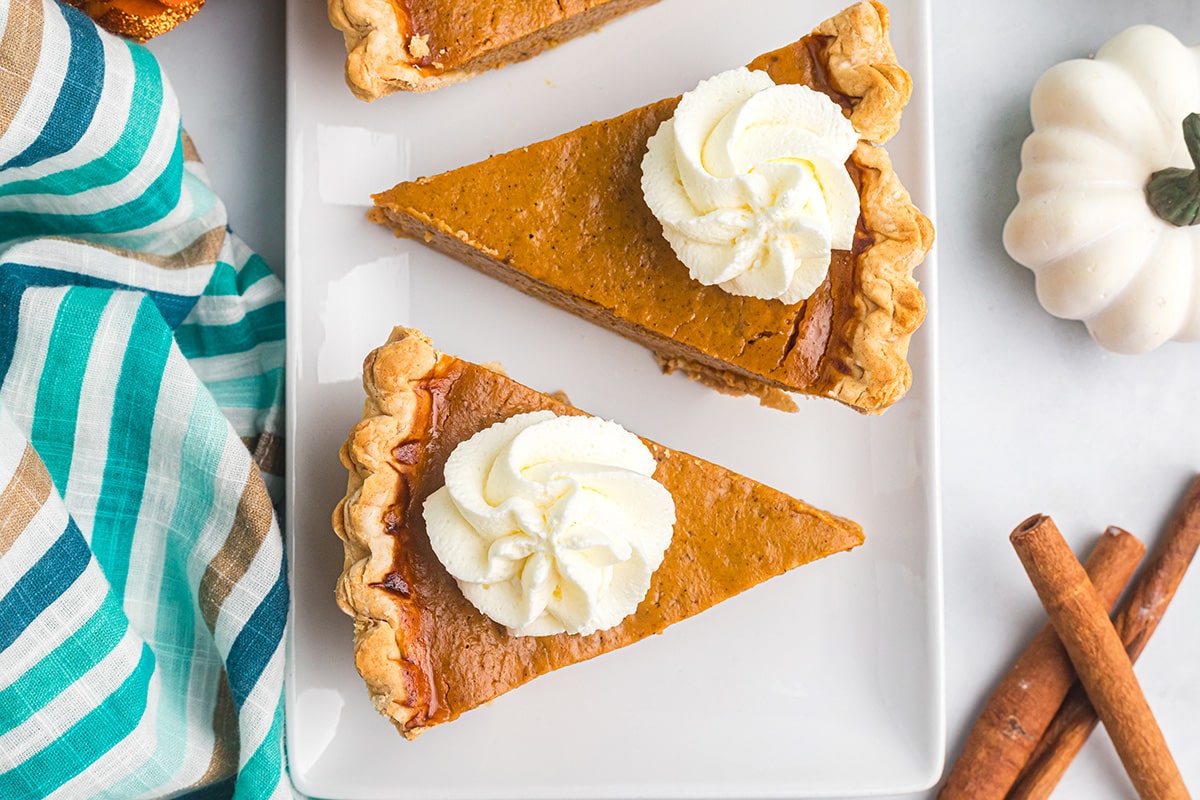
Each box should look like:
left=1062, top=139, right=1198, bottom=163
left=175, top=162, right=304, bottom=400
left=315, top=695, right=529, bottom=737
left=328, top=0, right=429, bottom=100
left=332, top=328, right=442, bottom=737
left=819, top=0, right=912, bottom=144
left=822, top=2, right=930, bottom=410
left=832, top=142, right=932, bottom=411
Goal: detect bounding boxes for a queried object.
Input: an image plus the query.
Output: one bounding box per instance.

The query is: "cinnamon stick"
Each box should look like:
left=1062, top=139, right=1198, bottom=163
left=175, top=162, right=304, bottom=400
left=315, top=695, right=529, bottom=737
left=1010, top=515, right=1189, bottom=800
left=1011, top=476, right=1200, bottom=800
left=936, top=526, right=1144, bottom=799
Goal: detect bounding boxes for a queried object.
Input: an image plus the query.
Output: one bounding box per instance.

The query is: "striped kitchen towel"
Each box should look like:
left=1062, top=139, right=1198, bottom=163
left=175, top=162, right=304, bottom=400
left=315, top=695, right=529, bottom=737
left=0, top=1, right=290, bottom=798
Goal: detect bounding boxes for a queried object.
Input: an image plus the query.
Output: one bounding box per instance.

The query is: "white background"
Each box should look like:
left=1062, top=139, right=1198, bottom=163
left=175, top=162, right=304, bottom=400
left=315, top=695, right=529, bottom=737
left=151, top=1, right=1200, bottom=798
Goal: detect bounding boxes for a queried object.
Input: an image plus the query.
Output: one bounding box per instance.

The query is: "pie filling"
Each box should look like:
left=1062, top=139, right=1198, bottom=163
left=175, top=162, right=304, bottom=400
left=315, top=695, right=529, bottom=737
left=405, top=1, right=661, bottom=69
left=370, top=15, right=927, bottom=412
left=369, top=355, right=863, bottom=728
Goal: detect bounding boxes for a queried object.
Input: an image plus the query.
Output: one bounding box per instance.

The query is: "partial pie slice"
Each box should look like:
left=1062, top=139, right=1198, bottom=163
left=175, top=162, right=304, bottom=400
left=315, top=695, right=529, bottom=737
left=370, top=1, right=933, bottom=413
left=328, top=0, right=660, bottom=100
left=334, top=327, right=864, bottom=738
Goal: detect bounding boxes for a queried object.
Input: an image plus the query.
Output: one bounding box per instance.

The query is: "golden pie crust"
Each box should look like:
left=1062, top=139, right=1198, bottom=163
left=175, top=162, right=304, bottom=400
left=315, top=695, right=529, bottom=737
left=333, top=327, right=865, bottom=738
left=370, top=1, right=933, bottom=413
left=328, top=0, right=660, bottom=100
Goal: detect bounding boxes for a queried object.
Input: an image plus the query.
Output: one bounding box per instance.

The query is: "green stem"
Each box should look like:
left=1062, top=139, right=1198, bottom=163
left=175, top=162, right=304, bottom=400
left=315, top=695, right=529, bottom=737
left=1146, top=112, right=1200, bottom=227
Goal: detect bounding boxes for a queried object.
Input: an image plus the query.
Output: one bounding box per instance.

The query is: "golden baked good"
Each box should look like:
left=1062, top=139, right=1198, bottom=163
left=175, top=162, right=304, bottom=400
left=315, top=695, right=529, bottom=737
left=333, top=327, right=864, bottom=738
left=63, top=0, right=205, bottom=41
left=328, top=0, right=660, bottom=100
left=370, top=1, right=933, bottom=414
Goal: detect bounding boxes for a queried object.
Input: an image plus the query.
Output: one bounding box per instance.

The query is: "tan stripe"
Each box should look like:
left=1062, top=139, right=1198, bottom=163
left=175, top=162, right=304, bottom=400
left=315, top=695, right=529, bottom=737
left=0, top=444, right=54, bottom=557
left=46, top=226, right=226, bottom=270
left=0, top=0, right=45, bottom=138
left=181, top=130, right=201, bottom=163
left=195, top=668, right=239, bottom=787
left=197, top=466, right=274, bottom=633
left=241, top=432, right=284, bottom=478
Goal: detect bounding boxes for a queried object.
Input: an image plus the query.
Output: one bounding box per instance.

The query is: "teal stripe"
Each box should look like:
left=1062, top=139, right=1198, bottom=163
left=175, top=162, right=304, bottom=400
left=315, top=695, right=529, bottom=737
left=0, top=600, right=130, bottom=729
left=2, top=3, right=104, bottom=171
left=0, top=519, right=91, bottom=653
left=206, top=367, right=282, bottom=410
left=117, top=388, right=226, bottom=795
left=0, top=643, right=155, bottom=798
left=0, top=42, right=163, bottom=200
left=202, top=255, right=275, bottom=299
left=92, top=168, right=218, bottom=253
left=201, top=262, right=241, bottom=298
left=235, top=254, right=275, bottom=293
left=180, top=166, right=219, bottom=227
left=0, top=131, right=184, bottom=237
left=231, top=697, right=285, bottom=800
left=170, top=390, right=226, bottom=563
left=29, top=288, right=108, bottom=489
left=102, top=385, right=225, bottom=800
left=225, top=558, right=286, bottom=710
left=90, top=297, right=172, bottom=599
left=138, top=395, right=216, bottom=786
left=174, top=302, right=285, bottom=360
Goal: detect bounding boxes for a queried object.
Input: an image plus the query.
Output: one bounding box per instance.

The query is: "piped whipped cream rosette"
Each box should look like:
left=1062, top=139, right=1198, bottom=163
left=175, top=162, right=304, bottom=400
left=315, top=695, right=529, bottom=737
left=423, top=411, right=676, bottom=637
left=641, top=67, right=861, bottom=304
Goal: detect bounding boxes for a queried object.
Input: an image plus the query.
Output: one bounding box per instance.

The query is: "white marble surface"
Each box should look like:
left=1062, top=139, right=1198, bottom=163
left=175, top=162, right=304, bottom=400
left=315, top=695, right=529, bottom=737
left=151, top=1, right=1200, bottom=797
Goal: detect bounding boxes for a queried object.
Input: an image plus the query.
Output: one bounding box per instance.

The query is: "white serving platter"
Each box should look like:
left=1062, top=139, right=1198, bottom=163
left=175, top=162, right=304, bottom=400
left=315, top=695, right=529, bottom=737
left=284, top=0, right=942, bottom=797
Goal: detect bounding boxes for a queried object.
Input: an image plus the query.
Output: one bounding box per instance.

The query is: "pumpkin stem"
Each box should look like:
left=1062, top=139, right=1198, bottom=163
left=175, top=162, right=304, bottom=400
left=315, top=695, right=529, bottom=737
left=1146, top=112, right=1200, bottom=227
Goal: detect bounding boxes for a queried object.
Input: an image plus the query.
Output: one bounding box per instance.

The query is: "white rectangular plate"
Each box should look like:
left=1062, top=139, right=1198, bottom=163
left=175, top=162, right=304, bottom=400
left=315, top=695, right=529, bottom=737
left=284, top=0, right=942, bottom=797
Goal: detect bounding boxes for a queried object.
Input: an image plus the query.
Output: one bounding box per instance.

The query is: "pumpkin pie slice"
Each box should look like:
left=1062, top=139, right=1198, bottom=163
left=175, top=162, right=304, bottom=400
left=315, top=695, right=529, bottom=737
left=328, top=0, right=661, bottom=100
left=333, top=327, right=864, bottom=738
left=370, top=1, right=933, bottom=413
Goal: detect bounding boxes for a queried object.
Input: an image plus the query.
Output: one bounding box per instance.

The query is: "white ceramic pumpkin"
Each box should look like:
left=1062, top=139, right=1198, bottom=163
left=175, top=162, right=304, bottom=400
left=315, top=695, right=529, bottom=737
left=1003, top=25, right=1200, bottom=354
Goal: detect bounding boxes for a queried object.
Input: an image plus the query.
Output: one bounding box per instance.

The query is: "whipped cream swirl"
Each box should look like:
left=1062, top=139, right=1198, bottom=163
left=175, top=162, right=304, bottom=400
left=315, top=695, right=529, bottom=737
left=641, top=67, right=861, bottom=304
left=423, top=411, right=675, bottom=637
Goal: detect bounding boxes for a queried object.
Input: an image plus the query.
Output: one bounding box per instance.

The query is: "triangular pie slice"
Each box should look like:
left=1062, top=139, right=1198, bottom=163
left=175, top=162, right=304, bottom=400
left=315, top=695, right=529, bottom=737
left=370, top=1, right=933, bottom=413
left=334, top=327, right=865, bottom=738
